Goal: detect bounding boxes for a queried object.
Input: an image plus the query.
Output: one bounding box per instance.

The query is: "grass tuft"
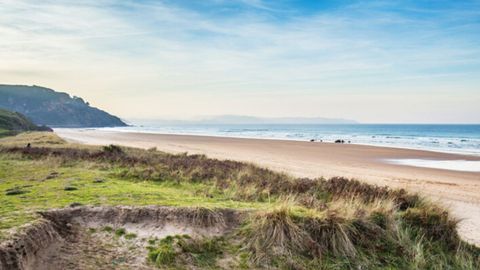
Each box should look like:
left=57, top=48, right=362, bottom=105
left=115, top=228, right=126, bottom=237
left=125, top=233, right=137, bottom=240
left=102, top=226, right=113, bottom=233
left=241, top=202, right=313, bottom=264
left=402, top=202, right=460, bottom=250
left=147, top=235, right=226, bottom=268
left=186, top=207, right=225, bottom=227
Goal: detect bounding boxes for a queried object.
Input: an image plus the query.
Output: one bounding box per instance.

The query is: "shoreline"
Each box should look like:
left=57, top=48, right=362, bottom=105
left=63, top=127, right=480, bottom=157
left=55, top=129, right=480, bottom=245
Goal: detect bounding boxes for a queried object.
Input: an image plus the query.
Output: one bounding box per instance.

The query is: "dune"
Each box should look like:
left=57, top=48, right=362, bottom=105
left=55, top=128, right=480, bottom=246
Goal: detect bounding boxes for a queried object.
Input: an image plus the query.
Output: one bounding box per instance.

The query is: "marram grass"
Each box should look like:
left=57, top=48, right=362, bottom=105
left=1, top=132, right=479, bottom=269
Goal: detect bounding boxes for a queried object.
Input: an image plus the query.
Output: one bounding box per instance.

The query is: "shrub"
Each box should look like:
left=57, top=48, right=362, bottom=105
left=102, top=144, right=124, bottom=156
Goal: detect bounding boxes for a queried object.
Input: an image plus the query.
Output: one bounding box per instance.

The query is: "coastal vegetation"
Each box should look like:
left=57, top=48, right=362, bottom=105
left=0, top=132, right=479, bottom=269
left=0, top=109, right=51, bottom=138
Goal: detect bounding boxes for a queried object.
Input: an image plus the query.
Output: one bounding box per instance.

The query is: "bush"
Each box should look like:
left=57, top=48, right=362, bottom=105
left=102, top=144, right=124, bottom=155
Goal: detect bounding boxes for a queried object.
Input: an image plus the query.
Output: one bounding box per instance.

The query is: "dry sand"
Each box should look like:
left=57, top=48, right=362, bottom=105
left=56, top=129, right=480, bottom=246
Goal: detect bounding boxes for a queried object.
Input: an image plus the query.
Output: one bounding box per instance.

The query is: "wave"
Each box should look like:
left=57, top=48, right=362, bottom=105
left=96, top=124, right=480, bottom=156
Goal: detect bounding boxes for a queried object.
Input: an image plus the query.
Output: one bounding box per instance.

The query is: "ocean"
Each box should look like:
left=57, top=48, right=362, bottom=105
left=98, top=124, right=480, bottom=156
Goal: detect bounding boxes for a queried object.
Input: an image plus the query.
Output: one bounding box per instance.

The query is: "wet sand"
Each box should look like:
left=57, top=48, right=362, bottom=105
left=56, top=129, right=480, bottom=245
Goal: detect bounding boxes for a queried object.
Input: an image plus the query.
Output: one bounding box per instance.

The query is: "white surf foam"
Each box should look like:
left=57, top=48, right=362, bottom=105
left=385, top=159, right=480, bottom=172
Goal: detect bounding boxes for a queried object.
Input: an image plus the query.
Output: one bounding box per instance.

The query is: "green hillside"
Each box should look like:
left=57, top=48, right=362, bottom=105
left=0, top=109, right=51, bottom=137
left=0, top=85, right=127, bottom=128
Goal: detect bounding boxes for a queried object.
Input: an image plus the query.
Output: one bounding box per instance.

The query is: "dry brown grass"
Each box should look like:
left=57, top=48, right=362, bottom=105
left=239, top=195, right=441, bottom=268
left=180, top=207, right=227, bottom=228
left=241, top=202, right=313, bottom=264
left=0, top=132, right=65, bottom=147
left=402, top=201, right=460, bottom=250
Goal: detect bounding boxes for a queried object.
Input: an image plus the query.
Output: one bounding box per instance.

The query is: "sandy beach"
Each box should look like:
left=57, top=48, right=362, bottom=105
left=56, top=129, right=480, bottom=245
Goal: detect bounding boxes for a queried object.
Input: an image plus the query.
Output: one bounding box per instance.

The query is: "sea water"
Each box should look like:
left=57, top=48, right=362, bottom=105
left=98, top=124, right=480, bottom=156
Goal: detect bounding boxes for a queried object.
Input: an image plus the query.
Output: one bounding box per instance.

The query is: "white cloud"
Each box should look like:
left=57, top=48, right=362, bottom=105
left=0, top=0, right=479, bottom=123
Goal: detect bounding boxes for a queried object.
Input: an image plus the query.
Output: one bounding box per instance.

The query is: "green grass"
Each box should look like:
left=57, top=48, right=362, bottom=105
left=0, top=129, right=16, bottom=138
left=0, top=109, right=51, bottom=134
left=0, top=155, right=266, bottom=239
left=115, top=228, right=126, bottom=237
left=102, top=226, right=113, bottom=233
left=1, top=132, right=479, bottom=269
left=125, top=233, right=137, bottom=240
left=147, top=235, right=227, bottom=268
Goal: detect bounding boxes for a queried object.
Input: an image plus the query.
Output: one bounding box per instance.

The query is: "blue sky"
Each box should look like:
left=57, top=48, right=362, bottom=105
left=0, top=0, right=479, bottom=123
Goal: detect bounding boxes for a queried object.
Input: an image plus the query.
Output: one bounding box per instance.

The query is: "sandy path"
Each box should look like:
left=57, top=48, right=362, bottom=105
left=55, top=129, right=480, bottom=246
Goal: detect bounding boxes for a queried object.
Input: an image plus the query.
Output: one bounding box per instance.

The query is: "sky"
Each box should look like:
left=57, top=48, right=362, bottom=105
left=0, top=0, right=479, bottom=123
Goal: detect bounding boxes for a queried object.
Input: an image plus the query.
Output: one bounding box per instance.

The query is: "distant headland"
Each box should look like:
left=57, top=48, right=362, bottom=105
left=0, top=84, right=126, bottom=128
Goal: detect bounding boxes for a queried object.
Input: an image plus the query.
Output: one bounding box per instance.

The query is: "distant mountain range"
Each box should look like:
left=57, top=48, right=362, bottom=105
left=135, top=115, right=357, bottom=125
left=0, top=85, right=127, bottom=128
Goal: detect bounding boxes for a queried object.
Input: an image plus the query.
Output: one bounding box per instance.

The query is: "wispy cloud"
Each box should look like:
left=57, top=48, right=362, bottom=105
left=0, top=0, right=479, bottom=122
